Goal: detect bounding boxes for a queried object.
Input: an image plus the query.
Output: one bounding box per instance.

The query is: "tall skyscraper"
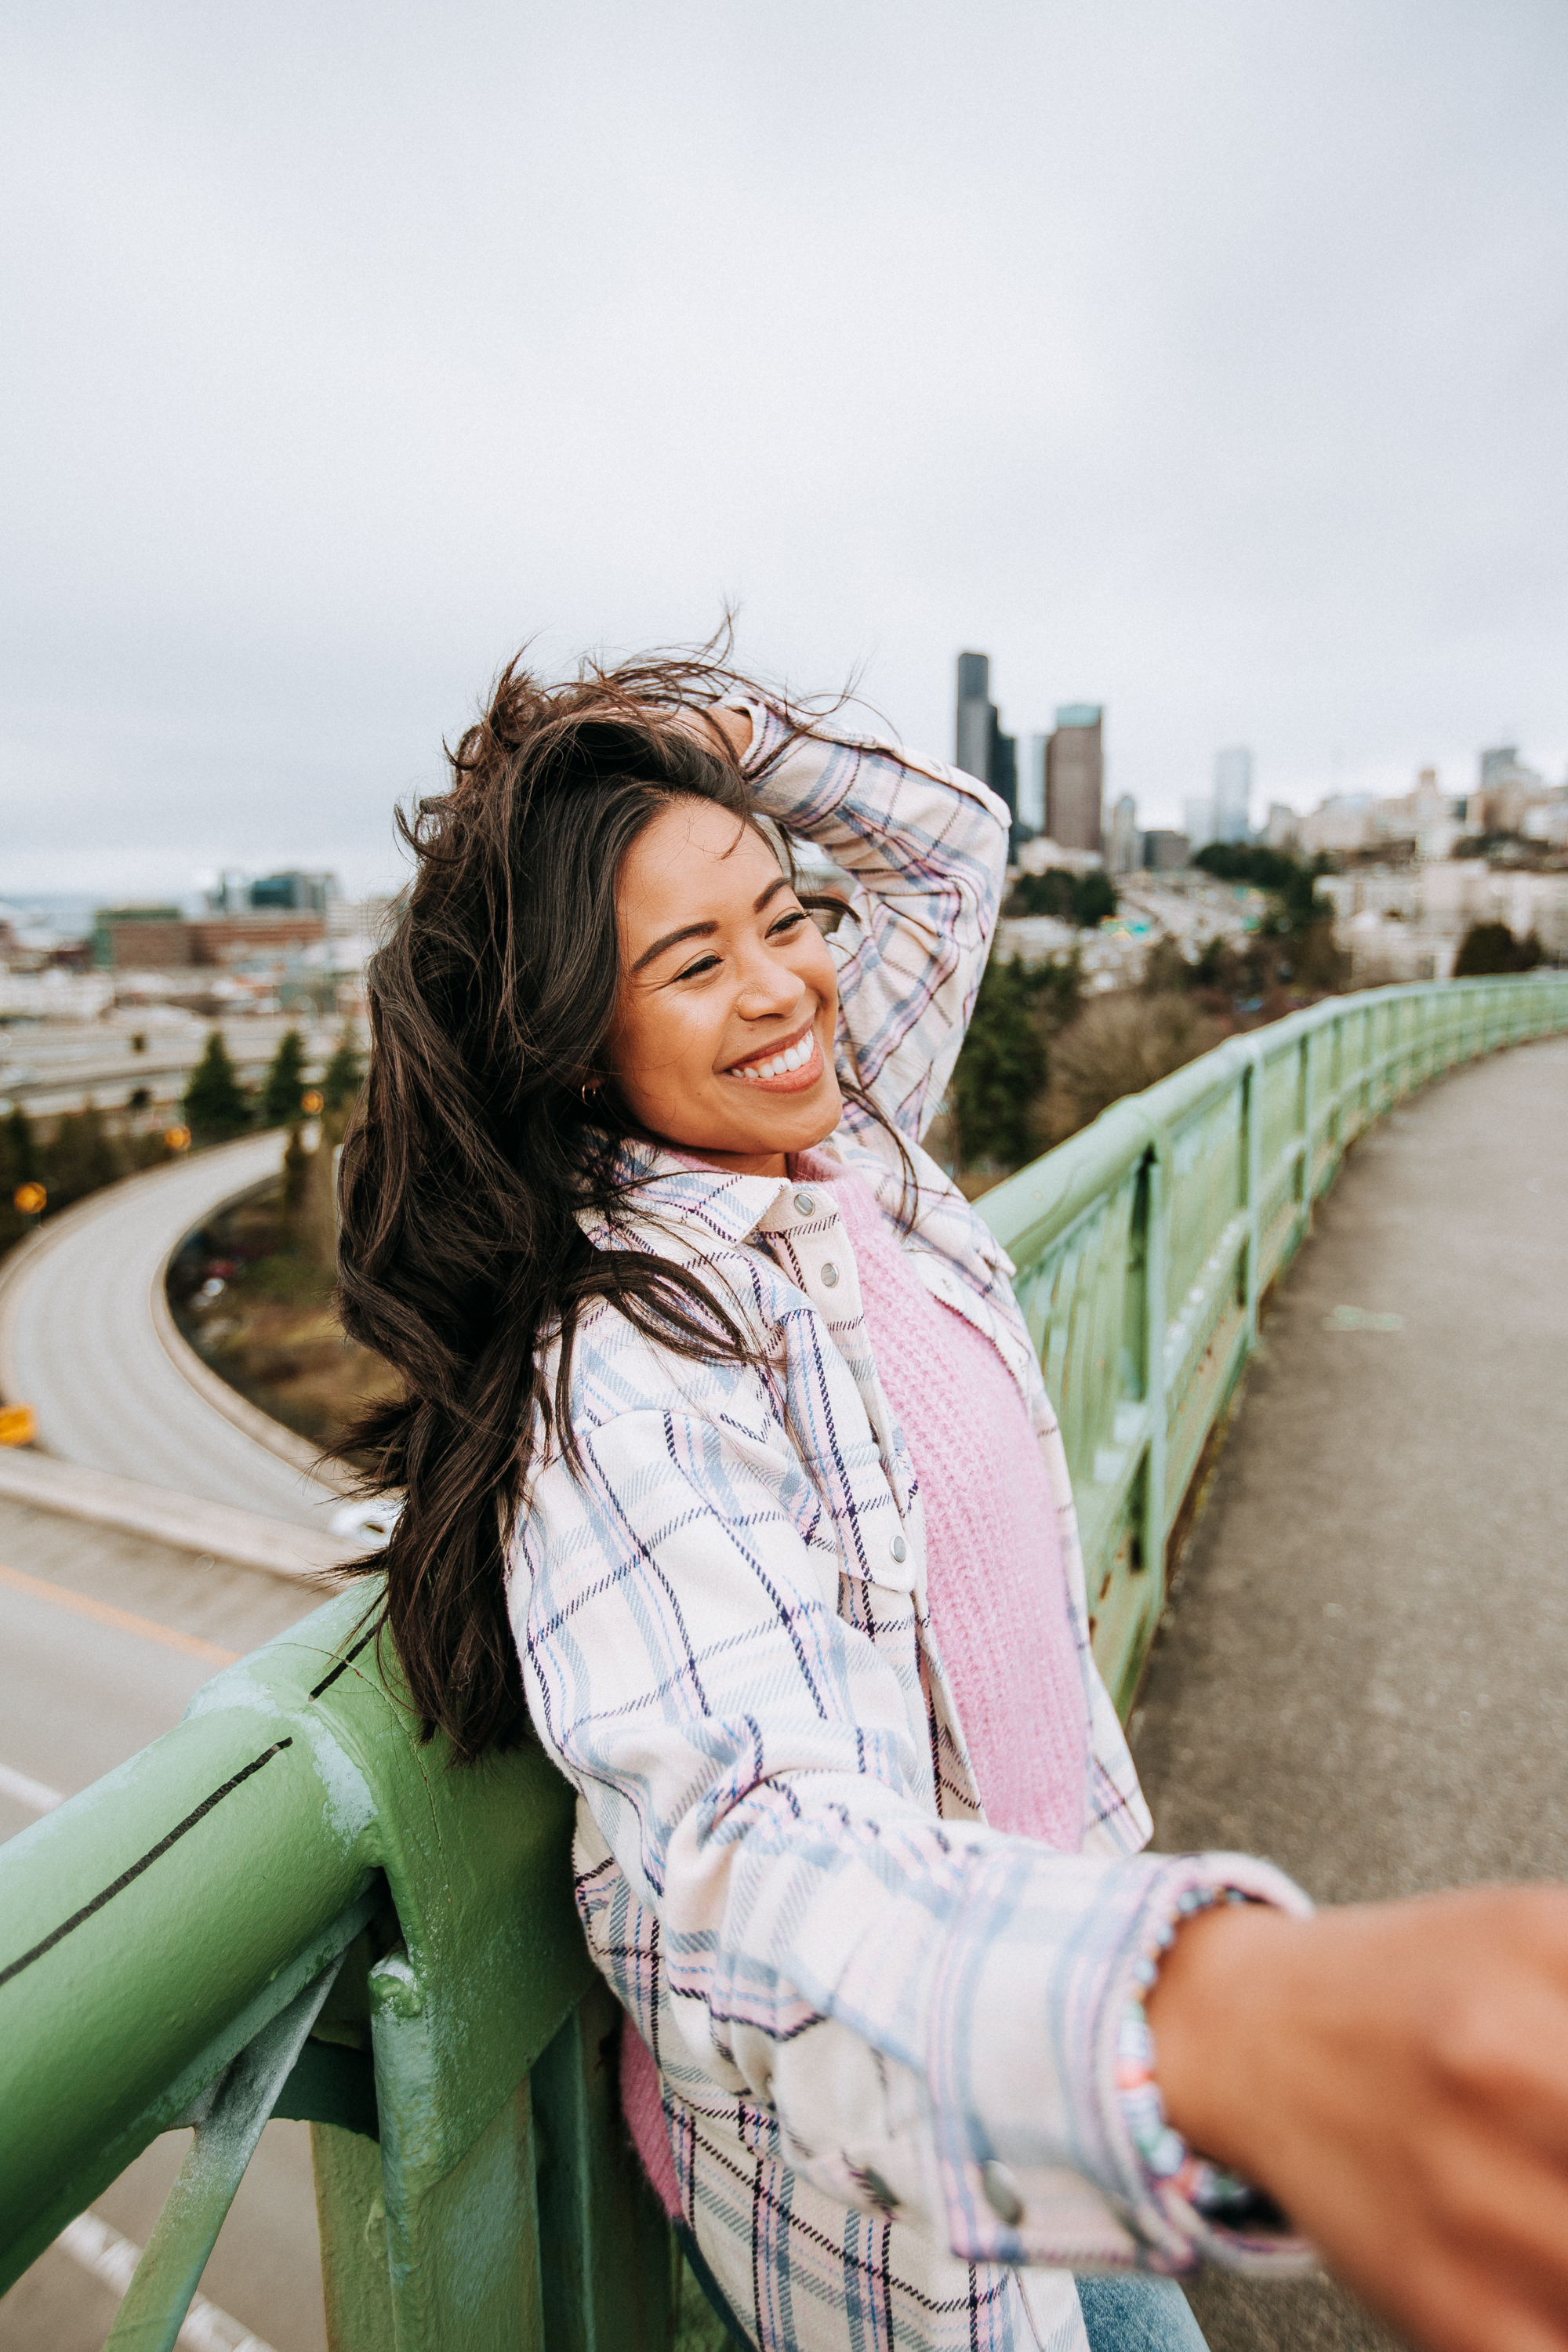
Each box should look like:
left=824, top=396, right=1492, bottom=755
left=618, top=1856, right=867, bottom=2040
left=1183, top=797, right=1216, bottom=852
left=955, top=652, right=993, bottom=783
left=1022, top=735, right=1048, bottom=833
left=1108, top=794, right=1139, bottom=874
left=954, top=651, right=1018, bottom=836
left=1045, top=706, right=1103, bottom=853
left=1213, top=747, right=1252, bottom=845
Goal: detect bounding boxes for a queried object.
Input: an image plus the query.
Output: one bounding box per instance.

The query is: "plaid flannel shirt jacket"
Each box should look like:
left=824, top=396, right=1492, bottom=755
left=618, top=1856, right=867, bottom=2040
left=507, top=701, right=1308, bottom=2351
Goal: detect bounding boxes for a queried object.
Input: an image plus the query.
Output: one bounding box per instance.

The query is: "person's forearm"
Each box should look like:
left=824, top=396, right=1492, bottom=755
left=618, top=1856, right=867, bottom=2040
left=1145, top=1885, right=1568, bottom=2352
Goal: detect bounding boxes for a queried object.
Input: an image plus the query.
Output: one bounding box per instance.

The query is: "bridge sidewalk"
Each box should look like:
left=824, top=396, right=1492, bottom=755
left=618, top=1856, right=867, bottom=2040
left=1131, top=1036, right=1568, bottom=2350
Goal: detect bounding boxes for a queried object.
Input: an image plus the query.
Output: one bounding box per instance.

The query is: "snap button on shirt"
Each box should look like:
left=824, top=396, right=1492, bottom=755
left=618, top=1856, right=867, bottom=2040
left=981, top=2159, right=1025, bottom=2227
left=890, top=1533, right=908, bottom=1563
left=821, top=1261, right=840, bottom=1287
left=858, top=2166, right=898, bottom=2214
left=793, top=1191, right=815, bottom=1216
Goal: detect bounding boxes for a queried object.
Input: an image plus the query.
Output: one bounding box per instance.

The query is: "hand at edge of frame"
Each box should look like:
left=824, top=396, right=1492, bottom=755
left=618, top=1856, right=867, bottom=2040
left=1146, top=1886, right=1568, bottom=2352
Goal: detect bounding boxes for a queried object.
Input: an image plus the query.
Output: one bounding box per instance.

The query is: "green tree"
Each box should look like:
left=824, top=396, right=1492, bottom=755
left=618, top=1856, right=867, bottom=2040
left=1070, top=870, right=1118, bottom=927
left=1013, top=869, right=1077, bottom=922
left=1193, top=841, right=1331, bottom=938
left=184, top=1030, right=252, bottom=1143
left=0, top=1107, right=40, bottom=1256
left=261, top=1029, right=307, bottom=1127
left=43, top=1104, right=125, bottom=1211
left=1011, top=868, right=1118, bottom=929
left=321, top=1024, right=365, bottom=1116
left=1453, top=921, right=1543, bottom=977
left=280, top=1123, right=311, bottom=1242
left=5, top=1105, right=38, bottom=1186
left=950, top=954, right=1049, bottom=1172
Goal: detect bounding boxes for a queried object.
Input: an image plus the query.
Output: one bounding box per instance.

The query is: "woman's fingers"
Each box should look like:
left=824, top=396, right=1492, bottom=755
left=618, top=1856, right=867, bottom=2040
left=661, top=702, right=753, bottom=763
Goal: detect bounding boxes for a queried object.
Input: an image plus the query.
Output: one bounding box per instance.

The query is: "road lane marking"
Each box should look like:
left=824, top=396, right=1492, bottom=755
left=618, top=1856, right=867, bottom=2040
left=0, top=1759, right=64, bottom=1813
left=0, top=1561, right=238, bottom=1664
left=56, top=2210, right=277, bottom=2352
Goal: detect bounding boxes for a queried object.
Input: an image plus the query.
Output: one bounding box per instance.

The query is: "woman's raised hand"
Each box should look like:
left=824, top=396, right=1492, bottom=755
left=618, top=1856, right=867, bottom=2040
left=662, top=702, right=753, bottom=764
left=1147, top=1885, right=1568, bottom=2351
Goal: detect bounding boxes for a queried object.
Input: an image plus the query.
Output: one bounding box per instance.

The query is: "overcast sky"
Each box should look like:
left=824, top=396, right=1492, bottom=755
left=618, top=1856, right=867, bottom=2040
left=4, top=1, right=1566, bottom=901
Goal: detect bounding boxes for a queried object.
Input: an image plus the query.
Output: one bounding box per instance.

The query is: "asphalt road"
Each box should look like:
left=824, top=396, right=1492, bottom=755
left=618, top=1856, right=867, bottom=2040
left=0, top=1133, right=342, bottom=1528
left=0, top=1496, right=328, bottom=2352
left=1133, top=1036, right=1568, bottom=2352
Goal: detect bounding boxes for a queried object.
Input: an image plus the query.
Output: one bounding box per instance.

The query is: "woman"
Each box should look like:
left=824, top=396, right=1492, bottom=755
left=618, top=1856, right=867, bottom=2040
left=339, top=651, right=1568, bottom=2352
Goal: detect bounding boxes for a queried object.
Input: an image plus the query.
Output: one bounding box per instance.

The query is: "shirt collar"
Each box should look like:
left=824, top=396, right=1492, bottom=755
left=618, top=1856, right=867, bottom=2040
left=578, top=1133, right=847, bottom=1254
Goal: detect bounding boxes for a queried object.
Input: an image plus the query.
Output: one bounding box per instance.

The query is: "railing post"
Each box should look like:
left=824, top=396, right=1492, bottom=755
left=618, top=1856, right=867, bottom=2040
left=1296, top=1021, right=1315, bottom=1232
left=1140, top=1145, right=1170, bottom=1600
left=312, top=2123, right=396, bottom=2350
left=1243, top=1047, right=1264, bottom=1347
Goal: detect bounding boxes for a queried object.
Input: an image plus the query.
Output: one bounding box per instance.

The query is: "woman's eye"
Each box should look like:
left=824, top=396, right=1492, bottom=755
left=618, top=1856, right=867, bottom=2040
left=768, top=909, right=807, bottom=939
left=673, top=953, right=721, bottom=982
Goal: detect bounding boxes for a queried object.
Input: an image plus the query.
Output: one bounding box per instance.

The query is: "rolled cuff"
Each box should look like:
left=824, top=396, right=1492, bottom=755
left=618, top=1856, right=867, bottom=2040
left=924, top=1848, right=1316, bottom=2276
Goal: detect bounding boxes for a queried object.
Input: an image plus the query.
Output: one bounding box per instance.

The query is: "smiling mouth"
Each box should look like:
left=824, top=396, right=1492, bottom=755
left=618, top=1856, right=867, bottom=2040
left=724, top=1021, right=824, bottom=1091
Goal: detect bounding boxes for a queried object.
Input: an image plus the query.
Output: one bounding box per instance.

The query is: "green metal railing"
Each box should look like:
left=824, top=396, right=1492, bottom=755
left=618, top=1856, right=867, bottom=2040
left=977, top=971, right=1568, bottom=1709
left=2, top=972, right=1566, bottom=2348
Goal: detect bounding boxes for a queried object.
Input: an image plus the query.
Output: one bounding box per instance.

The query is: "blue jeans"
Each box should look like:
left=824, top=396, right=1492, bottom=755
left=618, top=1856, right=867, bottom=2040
left=1076, top=2273, right=1208, bottom=2350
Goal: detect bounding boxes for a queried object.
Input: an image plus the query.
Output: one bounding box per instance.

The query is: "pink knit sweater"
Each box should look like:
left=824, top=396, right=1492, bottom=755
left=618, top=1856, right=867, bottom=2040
left=620, top=1156, right=1090, bottom=2216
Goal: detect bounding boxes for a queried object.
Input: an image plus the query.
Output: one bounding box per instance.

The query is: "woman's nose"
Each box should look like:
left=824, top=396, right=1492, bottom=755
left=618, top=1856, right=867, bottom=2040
left=735, top=952, right=804, bottom=1019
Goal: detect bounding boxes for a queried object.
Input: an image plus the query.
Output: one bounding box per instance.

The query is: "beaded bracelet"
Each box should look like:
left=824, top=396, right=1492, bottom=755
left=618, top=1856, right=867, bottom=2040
left=1116, top=1886, right=1286, bottom=2227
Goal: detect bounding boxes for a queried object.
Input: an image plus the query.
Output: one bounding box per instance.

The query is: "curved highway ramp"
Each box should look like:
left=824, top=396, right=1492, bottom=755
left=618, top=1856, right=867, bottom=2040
left=0, top=1132, right=344, bottom=1532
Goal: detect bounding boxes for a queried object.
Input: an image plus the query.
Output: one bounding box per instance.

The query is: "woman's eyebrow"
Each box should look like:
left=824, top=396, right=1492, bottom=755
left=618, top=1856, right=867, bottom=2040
left=630, top=876, right=794, bottom=975
left=632, top=920, right=717, bottom=974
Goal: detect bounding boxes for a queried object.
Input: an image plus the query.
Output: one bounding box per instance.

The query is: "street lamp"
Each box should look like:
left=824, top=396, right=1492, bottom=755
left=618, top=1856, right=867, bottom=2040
left=13, top=1182, right=45, bottom=1222
left=163, top=1125, right=191, bottom=1154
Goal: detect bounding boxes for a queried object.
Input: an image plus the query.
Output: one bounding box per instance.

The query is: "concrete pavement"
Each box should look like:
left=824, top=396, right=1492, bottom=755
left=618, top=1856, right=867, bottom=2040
left=1131, top=1037, right=1568, bottom=2351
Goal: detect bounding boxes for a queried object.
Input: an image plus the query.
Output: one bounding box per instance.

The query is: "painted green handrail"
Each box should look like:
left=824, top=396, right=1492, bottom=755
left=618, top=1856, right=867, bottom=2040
left=0, top=1594, right=672, bottom=2350
left=977, top=969, right=1568, bottom=1710
left=1, top=971, right=1565, bottom=2347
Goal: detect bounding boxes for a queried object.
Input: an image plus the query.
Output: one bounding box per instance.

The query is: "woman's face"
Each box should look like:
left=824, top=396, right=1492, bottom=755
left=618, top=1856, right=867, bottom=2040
left=607, top=797, right=843, bottom=1176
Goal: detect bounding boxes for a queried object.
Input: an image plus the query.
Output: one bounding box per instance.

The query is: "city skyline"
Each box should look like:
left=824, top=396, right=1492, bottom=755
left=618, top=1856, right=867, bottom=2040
left=4, top=695, right=1560, bottom=916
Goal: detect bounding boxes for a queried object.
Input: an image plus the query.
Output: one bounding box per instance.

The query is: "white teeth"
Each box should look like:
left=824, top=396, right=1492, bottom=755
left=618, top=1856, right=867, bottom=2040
left=734, top=1036, right=813, bottom=1081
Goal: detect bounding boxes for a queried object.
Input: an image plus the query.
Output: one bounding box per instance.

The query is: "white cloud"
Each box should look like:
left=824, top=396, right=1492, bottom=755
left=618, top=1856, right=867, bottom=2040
left=2, top=0, right=1565, bottom=891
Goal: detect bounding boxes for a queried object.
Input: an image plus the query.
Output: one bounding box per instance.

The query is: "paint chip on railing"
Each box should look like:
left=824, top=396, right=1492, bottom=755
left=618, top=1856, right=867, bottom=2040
left=1323, top=1305, right=1405, bottom=1331
left=56, top=2211, right=278, bottom=2352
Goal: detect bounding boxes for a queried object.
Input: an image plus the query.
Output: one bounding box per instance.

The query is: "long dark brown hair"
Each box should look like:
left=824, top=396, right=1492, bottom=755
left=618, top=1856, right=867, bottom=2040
left=336, top=644, right=897, bottom=1762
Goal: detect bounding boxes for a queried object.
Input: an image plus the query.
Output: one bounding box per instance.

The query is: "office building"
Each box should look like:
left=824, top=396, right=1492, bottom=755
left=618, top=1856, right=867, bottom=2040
left=91, top=906, right=188, bottom=971
left=249, top=870, right=339, bottom=913
left=1183, top=797, right=1216, bottom=854
left=1045, top=706, right=1103, bottom=854
left=1022, top=735, right=1048, bottom=833
left=1142, top=829, right=1190, bottom=872
left=1213, top=748, right=1252, bottom=845
left=1108, top=794, right=1140, bottom=875
left=954, top=652, right=1020, bottom=840
left=955, top=652, right=993, bottom=784
left=1264, top=804, right=1302, bottom=853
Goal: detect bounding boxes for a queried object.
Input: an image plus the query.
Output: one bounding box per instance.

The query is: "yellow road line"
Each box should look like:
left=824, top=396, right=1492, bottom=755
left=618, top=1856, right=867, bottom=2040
left=0, top=1560, right=238, bottom=1665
